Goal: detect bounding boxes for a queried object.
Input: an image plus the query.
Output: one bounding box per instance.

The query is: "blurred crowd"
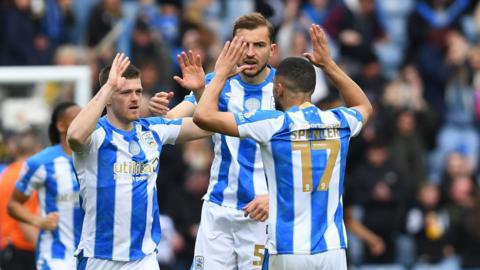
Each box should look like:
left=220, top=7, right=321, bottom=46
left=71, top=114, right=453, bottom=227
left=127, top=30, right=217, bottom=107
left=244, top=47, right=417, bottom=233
left=1, top=0, right=480, bottom=269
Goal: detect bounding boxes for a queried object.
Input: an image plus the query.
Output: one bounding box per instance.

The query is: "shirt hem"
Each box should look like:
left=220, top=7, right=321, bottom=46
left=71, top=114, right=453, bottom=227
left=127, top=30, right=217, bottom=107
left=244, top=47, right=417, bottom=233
left=269, top=246, right=347, bottom=255
left=74, top=248, right=155, bottom=262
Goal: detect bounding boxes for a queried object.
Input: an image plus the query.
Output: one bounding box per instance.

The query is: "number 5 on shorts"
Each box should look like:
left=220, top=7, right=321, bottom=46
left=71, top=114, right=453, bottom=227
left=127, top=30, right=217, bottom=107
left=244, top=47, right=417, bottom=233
left=253, top=244, right=265, bottom=266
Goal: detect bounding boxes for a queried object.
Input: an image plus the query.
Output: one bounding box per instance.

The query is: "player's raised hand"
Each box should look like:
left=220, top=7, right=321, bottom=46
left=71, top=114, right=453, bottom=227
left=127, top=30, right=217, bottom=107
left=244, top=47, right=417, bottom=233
left=173, top=50, right=205, bottom=91
left=243, top=194, right=269, bottom=222
left=304, top=24, right=332, bottom=68
left=214, top=36, right=251, bottom=78
left=106, top=53, right=130, bottom=91
left=149, top=91, right=173, bottom=116
left=38, top=212, right=59, bottom=231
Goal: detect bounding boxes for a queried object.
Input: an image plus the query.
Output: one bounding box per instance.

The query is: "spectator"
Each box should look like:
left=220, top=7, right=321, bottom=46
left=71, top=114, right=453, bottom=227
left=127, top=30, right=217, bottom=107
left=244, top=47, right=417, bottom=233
left=44, top=45, right=85, bottom=105
left=324, top=0, right=387, bottom=73
left=440, top=150, right=475, bottom=202
left=0, top=131, right=40, bottom=270
left=406, top=183, right=455, bottom=267
left=406, top=0, right=470, bottom=118
left=86, top=0, right=122, bottom=48
left=447, top=176, right=480, bottom=269
left=350, top=140, right=406, bottom=264
left=383, top=64, right=428, bottom=112
left=130, top=17, right=173, bottom=91
left=388, top=109, right=428, bottom=196
left=429, top=31, right=478, bottom=183
left=301, top=0, right=334, bottom=26
left=163, top=168, right=209, bottom=270
left=40, top=0, right=76, bottom=45
left=2, top=0, right=53, bottom=65
left=353, top=55, right=388, bottom=107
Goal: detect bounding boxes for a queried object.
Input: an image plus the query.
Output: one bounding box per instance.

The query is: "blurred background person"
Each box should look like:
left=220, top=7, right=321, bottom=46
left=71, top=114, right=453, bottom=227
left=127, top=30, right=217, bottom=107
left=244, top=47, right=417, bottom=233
left=8, top=102, right=82, bottom=270
left=0, top=130, right=40, bottom=270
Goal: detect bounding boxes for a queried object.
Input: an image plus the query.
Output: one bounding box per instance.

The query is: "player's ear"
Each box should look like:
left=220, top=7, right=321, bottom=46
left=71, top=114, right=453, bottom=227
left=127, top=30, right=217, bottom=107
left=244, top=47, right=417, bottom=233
left=276, top=82, right=286, bottom=98
left=56, top=120, right=67, bottom=135
left=106, top=96, right=112, bottom=106
left=269, top=43, right=277, bottom=58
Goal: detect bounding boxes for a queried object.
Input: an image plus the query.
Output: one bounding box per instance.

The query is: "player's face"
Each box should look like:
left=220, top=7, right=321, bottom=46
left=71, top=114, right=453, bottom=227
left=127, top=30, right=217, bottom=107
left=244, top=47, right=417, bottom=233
left=110, top=78, right=143, bottom=123
left=235, top=26, right=275, bottom=78
left=58, top=105, right=81, bottom=137
left=62, top=106, right=81, bottom=128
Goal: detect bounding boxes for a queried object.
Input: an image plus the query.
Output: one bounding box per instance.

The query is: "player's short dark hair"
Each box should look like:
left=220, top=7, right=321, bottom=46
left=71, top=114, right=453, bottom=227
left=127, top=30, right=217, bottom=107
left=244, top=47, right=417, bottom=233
left=98, top=63, right=141, bottom=87
left=233, top=12, right=274, bottom=43
left=276, top=57, right=316, bottom=94
left=49, top=101, right=77, bottom=145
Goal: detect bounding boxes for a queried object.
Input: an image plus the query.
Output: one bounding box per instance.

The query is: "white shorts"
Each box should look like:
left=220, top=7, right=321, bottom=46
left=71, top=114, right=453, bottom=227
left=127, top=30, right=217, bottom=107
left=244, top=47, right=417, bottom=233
left=77, top=252, right=159, bottom=270
left=37, top=257, right=76, bottom=270
left=192, top=200, right=268, bottom=270
left=269, top=249, right=347, bottom=270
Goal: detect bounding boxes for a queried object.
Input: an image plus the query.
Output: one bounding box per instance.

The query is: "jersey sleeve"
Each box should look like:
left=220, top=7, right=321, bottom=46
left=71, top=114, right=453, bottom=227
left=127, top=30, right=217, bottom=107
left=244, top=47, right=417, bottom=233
left=144, top=117, right=183, bottom=145
left=75, top=125, right=106, bottom=157
left=234, top=110, right=284, bottom=144
left=15, top=160, right=45, bottom=196
left=330, top=107, right=363, bottom=137
left=182, top=73, right=216, bottom=104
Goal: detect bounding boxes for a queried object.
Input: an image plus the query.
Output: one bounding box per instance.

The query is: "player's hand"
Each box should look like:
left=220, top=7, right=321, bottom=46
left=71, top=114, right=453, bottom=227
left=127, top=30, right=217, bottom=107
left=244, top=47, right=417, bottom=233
left=149, top=91, right=174, bottom=116
left=37, top=212, right=59, bottom=231
left=106, top=53, right=131, bottom=91
left=243, top=194, right=269, bottom=222
left=214, top=36, right=252, bottom=78
left=304, top=24, right=333, bottom=69
left=367, top=236, right=386, bottom=256
left=174, top=50, right=206, bottom=92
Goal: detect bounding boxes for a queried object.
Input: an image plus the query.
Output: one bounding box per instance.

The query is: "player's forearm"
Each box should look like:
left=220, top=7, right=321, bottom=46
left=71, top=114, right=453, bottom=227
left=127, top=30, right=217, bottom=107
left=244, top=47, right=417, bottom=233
left=7, top=197, right=41, bottom=228
left=166, top=101, right=196, bottom=119
left=193, top=75, right=226, bottom=130
left=192, top=86, right=205, bottom=104
left=67, top=84, right=113, bottom=151
left=19, top=222, right=39, bottom=245
left=176, top=118, right=212, bottom=143
left=322, top=61, right=373, bottom=120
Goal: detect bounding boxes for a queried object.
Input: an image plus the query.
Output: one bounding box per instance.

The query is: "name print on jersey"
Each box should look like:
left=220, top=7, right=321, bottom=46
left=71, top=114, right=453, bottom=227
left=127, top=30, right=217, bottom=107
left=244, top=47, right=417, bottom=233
left=113, top=157, right=159, bottom=182
left=290, top=128, right=340, bottom=141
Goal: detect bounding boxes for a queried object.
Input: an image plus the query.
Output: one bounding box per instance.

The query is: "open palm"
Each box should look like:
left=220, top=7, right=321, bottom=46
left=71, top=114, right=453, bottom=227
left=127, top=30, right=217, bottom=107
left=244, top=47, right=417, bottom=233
left=304, top=24, right=332, bottom=68
left=214, top=36, right=250, bottom=78
left=174, top=51, right=205, bottom=91
left=106, top=53, right=130, bottom=90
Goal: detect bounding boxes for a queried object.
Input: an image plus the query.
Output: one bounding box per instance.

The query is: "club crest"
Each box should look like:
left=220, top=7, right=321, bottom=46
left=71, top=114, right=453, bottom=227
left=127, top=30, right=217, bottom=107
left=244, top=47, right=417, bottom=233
left=141, top=131, right=158, bottom=149
left=194, top=256, right=204, bottom=270
left=128, top=140, right=141, bottom=155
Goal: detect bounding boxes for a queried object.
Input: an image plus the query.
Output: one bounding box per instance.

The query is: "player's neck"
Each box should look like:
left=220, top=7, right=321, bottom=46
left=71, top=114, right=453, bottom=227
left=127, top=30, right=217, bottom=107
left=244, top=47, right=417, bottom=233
left=60, top=138, right=72, bottom=156
left=106, top=114, right=133, bottom=131
left=240, top=66, right=270, bottom=85
left=282, top=96, right=312, bottom=111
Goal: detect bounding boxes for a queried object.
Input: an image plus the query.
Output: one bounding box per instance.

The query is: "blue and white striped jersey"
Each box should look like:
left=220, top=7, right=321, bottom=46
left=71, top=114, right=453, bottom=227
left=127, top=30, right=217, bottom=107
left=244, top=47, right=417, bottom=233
left=15, top=144, right=82, bottom=268
left=73, top=116, right=182, bottom=261
left=234, top=102, right=363, bottom=255
left=185, top=70, right=276, bottom=209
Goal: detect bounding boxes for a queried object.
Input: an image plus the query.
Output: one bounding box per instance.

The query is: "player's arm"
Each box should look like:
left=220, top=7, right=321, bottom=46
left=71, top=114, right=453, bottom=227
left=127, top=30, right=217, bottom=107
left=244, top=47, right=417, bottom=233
left=8, top=190, right=58, bottom=231
left=304, top=24, right=373, bottom=123
left=175, top=118, right=212, bottom=143
left=193, top=37, right=252, bottom=136
left=67, top=53, right=130, bottom=152
left=19, top=221, right=38, bottom=245
left=149, top=51, right=205, bottom=119
left=344, top=206, right=385, bottom=256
